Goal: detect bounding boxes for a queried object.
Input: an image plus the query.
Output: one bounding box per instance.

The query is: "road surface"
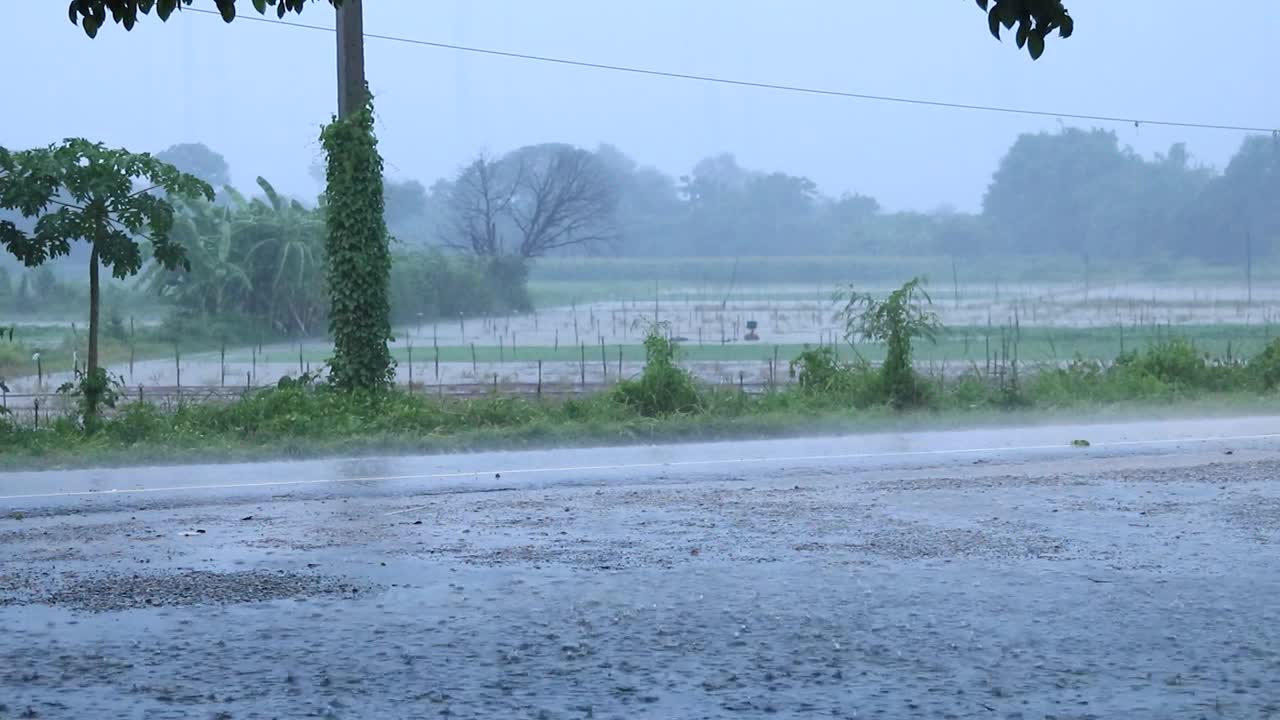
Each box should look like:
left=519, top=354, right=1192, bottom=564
left=2, top=416, right=1279, bottom=719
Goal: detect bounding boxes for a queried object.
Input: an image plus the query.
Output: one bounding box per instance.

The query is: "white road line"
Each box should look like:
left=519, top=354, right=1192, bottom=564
left=1, top=432, right=1276, bottom=505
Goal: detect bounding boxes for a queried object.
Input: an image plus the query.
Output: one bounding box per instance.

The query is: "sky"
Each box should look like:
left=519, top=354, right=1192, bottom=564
left=2, top=1, right=1278, bottom=213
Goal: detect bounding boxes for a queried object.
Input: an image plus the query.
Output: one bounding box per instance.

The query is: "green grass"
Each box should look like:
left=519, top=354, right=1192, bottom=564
left=5, top=333, right=1280, bottom=471
left=530, top=254, right=1280, bottom=287
left=235, top=323, right=1280, bottom=368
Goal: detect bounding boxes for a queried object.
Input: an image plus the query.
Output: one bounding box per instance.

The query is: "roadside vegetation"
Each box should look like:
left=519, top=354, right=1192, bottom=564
left=5, top=280, right=1280, bottom=469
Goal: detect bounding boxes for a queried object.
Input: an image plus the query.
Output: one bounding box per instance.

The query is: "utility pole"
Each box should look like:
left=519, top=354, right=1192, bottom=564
left=336, top=0, right=366, bottom=119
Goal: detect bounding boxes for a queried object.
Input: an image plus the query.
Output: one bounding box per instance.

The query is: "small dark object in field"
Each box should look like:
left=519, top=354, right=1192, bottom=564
left=1071, top=439, right=1091, bottom=447
left=412, top=520, right=423, bottom=525
left=495, top=473, right=501, bottom=479
left=240, top=515, right=254, bottom=521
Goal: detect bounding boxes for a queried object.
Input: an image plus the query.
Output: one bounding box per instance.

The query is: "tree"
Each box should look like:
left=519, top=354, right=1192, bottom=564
left=67, top=0, right=1073, bottom=59
left=156, top=143, right=231, bottom=190
left=506, top=143, right=621, bottom=258
left=443, top=144, right=620, bottom=260
left=0, top=139, right=212, bottom=422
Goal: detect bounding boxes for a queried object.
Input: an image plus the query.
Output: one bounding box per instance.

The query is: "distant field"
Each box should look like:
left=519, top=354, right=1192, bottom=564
left=529, top=254, right=1275, bottom=287
left=233, top=323, right=1278, bottom=368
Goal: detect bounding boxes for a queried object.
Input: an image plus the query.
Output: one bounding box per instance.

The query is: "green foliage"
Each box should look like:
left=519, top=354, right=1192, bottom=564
left=837, top=277, right=940, bottom=408
left=613, top=324, right=702, bottom=417
left=1250, top=339, right=1280, bottom=391
left=56, top=367, right=123, bottom=431
left=68, top=0, right=339, bottom=36
left=1113, top=337, right=1209, bottom=389
left=0, top=138, right=212, bottom=420
left=389, top=250, right=521, bottom=325
left=788, top=346, right=878, bottom=404
left=143, top=178, right=327, bottom=338
left=976, top=0, right=1073, bottom=59
left=0, top=139, right=212, bottom=277
left=321, top=95, right=394, bottom=391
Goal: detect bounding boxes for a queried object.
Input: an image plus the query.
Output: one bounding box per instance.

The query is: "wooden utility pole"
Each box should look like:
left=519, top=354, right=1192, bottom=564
left=336, top=0, right=366, bottom=118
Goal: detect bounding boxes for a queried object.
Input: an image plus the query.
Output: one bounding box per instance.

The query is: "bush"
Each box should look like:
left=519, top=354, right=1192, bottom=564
left=613, top=325, right=701, bottom=417
left=788, top=346, right=879, bottom=405
left=389, top=250, right=529, bottom=326
left=835, top=277, right=940, bottom=409
left=1113, top=337, right=1208, bottom=388
left=1251, top=338, right=1280, bottom=391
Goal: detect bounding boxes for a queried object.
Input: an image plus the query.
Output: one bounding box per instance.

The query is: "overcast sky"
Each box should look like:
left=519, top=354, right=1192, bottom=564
left=3, top=1, right=1277, bottom=212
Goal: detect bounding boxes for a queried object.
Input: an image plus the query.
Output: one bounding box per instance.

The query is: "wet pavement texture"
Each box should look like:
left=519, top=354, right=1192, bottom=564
left=2, top=417, right=1280, bottom=719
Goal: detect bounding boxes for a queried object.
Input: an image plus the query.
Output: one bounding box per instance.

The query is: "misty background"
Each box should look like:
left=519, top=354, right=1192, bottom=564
left=2, top=1, right=1277, bottom=212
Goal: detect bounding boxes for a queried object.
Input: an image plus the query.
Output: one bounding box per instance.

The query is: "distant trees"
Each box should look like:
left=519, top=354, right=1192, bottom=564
left=156, top=143, right=232, bottom=190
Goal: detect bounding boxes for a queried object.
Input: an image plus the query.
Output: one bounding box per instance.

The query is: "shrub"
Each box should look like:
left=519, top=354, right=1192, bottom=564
left=1114, top=337, right=1207, bottom=388
left=613, top=324, right=701, bottom=417
left=836, top=277, right=940, bottom=409
left=1251, top=338, right=1280, bottom=391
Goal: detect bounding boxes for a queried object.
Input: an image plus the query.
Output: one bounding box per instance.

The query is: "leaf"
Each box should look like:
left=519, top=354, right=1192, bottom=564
left=252, top=0, right=268, bottom=13
left=1016, top=22, right=1029, bottom=48
left=81, top=14, right=99, bottom=37
left=1059, top=14, right=1074, bottom=38
left=1028, top=30, right=1046, bottom=59
left=975, top=0, right=989, bottom=9
left=988, top=6, right=1001, bottom=39
left=218, top=0, right=236, bottom=22
left=157, top=0, right=178, bottom=21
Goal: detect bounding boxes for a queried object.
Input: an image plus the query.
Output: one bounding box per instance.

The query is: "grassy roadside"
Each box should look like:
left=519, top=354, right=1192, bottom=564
left=3, top=340, right=1278, bottom=471
left=0, top=390, right=1275, bottom=472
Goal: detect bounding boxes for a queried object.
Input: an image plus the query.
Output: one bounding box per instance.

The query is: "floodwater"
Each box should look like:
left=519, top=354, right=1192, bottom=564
left=2, top=416, right=1279, bottom=718
left=7, top=279, right=1280, bottom=394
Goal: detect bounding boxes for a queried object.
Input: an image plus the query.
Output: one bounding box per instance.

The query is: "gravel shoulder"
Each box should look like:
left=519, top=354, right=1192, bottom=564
left=2, top=444, right=1279, bottom=719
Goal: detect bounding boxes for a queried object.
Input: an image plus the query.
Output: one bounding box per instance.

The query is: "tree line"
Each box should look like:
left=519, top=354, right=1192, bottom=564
left=383, top=129, right=1280, bottom=267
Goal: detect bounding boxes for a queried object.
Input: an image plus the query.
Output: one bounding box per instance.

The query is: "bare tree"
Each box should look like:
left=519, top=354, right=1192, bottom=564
left=507, top=144, right=619, bottom=258
left=441, top=151, right=515, bottom=257
left=440, top=144, right=619, bottom=259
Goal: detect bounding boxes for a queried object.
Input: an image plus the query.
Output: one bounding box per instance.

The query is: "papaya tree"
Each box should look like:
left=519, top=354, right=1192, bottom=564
left=0, top=139, right=212, bottom=424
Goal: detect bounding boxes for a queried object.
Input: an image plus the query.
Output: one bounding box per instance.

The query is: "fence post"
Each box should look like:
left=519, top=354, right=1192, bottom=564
left=33, top=398, right=39, bottom=429
left=537, top=359, right=543, bottom=398
left=580, top=344, right=586, bottom=387
left=220, top=340, right=226, bottom=387
left=408, top=341, right=414, bottom=390
left=470, top=343, right=477, bottom=374
left=739, top=371, right=745, bottom=393
left=617, top=345, right=623, bottom=378
left=599, top=336, right=607, bottom=379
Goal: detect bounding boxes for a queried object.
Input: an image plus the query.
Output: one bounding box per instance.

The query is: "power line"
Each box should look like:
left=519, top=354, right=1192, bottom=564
left=186, top=6, right=1275, bottom=135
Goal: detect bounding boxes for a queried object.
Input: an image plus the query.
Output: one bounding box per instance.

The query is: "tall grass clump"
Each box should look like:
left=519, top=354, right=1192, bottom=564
left=613, top=323, right=702, bottom=417
left=836, top=277, right=941, bottom=409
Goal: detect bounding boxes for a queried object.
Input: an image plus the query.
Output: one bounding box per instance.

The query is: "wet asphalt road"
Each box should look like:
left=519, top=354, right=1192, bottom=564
left=2, top=416, right=1280, bottom=719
